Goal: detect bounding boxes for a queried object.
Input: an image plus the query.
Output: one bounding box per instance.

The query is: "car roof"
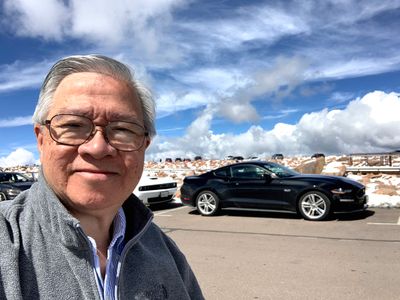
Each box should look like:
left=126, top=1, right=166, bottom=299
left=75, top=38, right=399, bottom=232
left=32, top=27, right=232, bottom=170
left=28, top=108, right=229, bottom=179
left=211, top=160, right=272, bottom=171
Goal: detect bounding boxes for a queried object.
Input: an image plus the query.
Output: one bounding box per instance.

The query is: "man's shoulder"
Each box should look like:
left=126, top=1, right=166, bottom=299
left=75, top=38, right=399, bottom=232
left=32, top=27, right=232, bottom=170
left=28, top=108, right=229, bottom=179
left=0, top=189, right=31, bottom=214
left=0, top=189, right=36, bottom=237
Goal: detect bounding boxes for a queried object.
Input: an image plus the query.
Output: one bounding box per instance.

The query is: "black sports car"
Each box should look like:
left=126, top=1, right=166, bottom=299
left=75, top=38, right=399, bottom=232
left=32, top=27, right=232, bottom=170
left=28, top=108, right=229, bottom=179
left=180, top=161, right=368, bottom=221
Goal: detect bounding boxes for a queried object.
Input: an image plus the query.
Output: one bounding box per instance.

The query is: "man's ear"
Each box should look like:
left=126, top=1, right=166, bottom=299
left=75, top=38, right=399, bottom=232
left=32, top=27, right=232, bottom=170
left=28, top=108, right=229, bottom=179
left=144, top=137, right=151, bottom=150
left=34, top=124, right=44, bottom=154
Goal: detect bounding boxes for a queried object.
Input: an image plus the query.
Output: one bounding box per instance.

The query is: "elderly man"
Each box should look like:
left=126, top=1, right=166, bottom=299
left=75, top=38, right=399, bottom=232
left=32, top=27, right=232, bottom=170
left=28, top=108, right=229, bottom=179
left=0, top=55, right=204, bottom=299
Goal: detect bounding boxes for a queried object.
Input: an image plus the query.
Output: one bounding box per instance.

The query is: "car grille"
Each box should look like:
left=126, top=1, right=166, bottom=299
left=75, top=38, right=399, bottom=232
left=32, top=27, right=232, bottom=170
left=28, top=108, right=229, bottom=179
left=139, top=182, right=177, bottom=191
left=148, top=195, right=173, bottom=204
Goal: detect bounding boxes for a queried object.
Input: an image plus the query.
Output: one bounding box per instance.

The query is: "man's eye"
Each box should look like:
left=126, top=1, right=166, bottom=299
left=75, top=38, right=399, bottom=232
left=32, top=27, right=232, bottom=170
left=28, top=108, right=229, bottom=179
left=60, top=122, right=85, bottom=128
left=55, top=122, right=88, bottom=133
left=113, top=127, right=137, bottom=134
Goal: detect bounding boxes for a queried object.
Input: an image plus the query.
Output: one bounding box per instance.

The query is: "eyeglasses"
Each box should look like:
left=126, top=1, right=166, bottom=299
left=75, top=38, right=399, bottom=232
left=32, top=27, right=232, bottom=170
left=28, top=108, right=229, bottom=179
left=44, top=114, right=149, bottom=152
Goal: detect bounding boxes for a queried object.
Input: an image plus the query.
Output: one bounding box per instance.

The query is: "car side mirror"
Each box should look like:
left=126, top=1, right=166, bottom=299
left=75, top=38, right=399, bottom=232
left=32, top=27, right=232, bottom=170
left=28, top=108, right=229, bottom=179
left=263, top=173, right=272, bottom=182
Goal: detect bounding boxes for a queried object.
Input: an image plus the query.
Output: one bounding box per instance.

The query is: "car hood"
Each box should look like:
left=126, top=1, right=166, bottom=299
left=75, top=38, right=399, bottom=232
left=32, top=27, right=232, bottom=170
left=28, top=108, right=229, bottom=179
left=289, top=174, right=364, bottom=188
left=134, top=175, right=177, bottom=192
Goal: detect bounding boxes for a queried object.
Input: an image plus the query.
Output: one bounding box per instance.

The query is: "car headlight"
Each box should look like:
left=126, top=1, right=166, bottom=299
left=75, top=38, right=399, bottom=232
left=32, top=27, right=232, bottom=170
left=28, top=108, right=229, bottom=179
left=331, top=188, right=352, bottom=195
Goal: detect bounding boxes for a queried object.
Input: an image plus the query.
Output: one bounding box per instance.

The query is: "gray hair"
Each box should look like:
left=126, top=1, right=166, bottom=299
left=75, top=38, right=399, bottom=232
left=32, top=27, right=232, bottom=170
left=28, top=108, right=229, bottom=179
left=32, top=54, right=156, bottom=138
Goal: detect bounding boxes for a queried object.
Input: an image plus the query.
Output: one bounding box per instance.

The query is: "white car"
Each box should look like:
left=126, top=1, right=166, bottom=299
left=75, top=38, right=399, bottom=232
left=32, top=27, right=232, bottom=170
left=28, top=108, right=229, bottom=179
left=133, top=174, right=178, bottom=206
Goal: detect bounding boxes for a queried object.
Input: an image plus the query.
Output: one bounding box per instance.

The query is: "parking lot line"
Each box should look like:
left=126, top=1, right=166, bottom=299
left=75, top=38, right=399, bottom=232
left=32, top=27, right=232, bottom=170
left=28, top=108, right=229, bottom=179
left=153, top=205, right=187, bottom=216
left=367, top=215, right=400, bottom=226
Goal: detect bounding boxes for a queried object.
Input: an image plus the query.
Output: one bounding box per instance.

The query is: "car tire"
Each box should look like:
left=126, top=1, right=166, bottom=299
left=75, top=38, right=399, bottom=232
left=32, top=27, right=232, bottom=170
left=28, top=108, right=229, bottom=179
left=196, top=190, right=220, bottom=216
left=0, top=192, right=6, bottom=202
left=298, top=191, right=331, bottom=221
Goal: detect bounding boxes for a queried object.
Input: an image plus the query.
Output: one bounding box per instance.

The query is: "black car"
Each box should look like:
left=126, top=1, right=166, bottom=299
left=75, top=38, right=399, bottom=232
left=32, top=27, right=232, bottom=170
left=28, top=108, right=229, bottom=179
left=0, top=172, right=35, bottom=201
left=271, top=153, right=284, bottom=159
left=180, top=161, right=368, bottom=221
left=311, top=153, right=325, bottom=159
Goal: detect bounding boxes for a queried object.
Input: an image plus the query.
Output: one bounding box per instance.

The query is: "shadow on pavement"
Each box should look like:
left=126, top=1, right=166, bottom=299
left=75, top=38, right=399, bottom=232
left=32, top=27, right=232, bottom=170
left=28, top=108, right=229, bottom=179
left=188, top=208, right=376, bottom=222
left=332, top=209, right=375, bottom=221
left=188, top=208, right=300, bottom=220
left=149, top=202, right=183, bottom=212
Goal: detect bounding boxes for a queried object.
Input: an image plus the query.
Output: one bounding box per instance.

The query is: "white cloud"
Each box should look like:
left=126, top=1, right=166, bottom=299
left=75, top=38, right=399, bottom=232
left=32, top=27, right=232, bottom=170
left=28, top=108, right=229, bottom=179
left=3, top=0, right=187, bottom=62
left=2, top=0, right=400, bottom=99
left=2, top=91, right=399, bottom=165
left=194, top=5, right=308, bottom=48
left=0, top=148, right=37, bottom=168
left=0, top=60, right=51, bottom=92
left=327, top=92, right=355, bottom=105
left=146, top=91, right=400, bottom=160
left=3, top=0, right=69, bottom=40
left=0, top=116, right=33, bottom=127
left=316, top=56, right=400, bottom=80
left=213, top=56, right=308, bottom=123
left=156, top=90, right=212, bottom=117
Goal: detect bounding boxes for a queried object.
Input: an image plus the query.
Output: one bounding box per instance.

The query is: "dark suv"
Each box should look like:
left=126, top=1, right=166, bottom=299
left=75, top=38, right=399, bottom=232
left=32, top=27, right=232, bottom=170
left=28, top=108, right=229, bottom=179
left=0, top=172, right=35, bottom=201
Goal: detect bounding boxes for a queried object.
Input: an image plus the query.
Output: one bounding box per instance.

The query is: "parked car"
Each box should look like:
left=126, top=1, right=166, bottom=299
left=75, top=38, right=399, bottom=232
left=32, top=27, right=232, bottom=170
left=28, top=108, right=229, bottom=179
left=180, top=161, right=368, bottom=221
left=271, top=153, right=284, bottom=159
left=311, top=153, right=325, bottom=159
left=0, top=172, right=35, bottom=201
left=133, top=174, right=178, bottom=206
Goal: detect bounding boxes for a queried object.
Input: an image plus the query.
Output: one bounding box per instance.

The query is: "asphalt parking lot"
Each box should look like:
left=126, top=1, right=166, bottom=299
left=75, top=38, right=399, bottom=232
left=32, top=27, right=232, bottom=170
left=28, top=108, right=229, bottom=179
left=152, top=204, right=400, bottom=300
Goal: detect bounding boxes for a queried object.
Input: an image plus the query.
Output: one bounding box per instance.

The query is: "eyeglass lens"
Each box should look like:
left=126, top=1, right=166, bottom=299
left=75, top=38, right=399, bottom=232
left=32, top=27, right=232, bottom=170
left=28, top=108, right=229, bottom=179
left=48, top=114, right=146, bottom=151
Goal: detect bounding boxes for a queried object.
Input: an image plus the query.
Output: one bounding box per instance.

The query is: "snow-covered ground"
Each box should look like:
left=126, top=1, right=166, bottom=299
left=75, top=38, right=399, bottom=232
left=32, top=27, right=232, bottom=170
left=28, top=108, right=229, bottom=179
left=367, top=194, right=400, bottom=208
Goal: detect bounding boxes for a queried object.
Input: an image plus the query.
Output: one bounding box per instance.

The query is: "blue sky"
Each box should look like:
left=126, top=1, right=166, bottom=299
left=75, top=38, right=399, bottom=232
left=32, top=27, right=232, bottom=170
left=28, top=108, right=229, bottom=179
left=1, top=0, right=400, bottom=166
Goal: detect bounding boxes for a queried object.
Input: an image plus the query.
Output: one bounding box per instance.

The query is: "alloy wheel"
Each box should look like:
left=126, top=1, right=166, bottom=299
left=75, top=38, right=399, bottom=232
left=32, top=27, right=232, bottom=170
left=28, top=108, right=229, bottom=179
left=197, top=191, right=219, bottom=216
left=300, top=192, right=330, bottom=220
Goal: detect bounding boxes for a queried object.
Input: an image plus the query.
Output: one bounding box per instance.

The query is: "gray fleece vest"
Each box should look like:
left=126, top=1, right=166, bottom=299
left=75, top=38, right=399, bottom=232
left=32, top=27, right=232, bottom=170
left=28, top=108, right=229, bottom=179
left=0, top=175, right=204, bottom=300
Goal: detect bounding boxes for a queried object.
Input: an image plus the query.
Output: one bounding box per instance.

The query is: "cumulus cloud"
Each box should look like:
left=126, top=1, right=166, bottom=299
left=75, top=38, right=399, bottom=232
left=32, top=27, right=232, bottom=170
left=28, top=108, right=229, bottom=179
left=2, top=0, right=186, bottom=62
left=0, top=148, right=37, bottom=168
left=2, top=91, right=399, bottom=166
left=3, top=0, right=69, bottom=40
left=146, top=91, right=400, bottom=160
left=213, top=56, right=308, bottom=123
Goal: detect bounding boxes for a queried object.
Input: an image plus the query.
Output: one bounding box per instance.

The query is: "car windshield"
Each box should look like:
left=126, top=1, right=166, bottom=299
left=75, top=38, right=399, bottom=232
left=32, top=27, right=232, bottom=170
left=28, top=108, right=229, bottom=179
left=262, top=162, right=298, bottom=178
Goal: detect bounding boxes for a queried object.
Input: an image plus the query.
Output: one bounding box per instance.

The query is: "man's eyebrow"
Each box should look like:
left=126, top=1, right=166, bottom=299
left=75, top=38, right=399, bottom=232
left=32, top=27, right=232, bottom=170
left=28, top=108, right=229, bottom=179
left=52, top=109, right=91, bottom=116
left=51, top=110, right=139, bottom=121
left=108, top=113, right=141, bottom=122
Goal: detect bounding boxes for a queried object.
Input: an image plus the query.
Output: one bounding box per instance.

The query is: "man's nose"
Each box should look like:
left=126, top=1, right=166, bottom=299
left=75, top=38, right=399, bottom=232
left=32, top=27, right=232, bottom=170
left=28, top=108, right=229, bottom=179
left=77, top=127, right=117, bottom=158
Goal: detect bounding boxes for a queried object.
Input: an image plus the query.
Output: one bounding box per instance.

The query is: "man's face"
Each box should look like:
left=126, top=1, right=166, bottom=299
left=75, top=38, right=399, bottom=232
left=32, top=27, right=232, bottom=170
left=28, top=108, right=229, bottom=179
left=34, top=72, right=150, bottom=216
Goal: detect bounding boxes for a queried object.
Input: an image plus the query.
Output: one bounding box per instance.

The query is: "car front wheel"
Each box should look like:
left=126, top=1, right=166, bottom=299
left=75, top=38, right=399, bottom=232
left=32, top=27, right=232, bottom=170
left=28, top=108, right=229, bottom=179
left=298, top=191, right=331, bottom=221
left=0, top=193, right=6, bottom=202
left=196, top=190, right=220, bottom=216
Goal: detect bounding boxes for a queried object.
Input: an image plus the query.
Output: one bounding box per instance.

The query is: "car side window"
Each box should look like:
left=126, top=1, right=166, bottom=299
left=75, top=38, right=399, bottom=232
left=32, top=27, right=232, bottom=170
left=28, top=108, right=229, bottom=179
left=214, top=167, right=230, bottom=178
left=15, top=173, right=28, bottom=182
left=231, top=165, right=265, bottom=179
left=0, top=173, right=12, bottom=183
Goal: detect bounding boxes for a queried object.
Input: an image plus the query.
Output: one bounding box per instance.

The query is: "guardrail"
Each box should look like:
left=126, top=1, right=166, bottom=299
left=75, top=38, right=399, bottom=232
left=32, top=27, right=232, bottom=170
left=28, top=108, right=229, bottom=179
left=346, top=166, right=400, bottom=173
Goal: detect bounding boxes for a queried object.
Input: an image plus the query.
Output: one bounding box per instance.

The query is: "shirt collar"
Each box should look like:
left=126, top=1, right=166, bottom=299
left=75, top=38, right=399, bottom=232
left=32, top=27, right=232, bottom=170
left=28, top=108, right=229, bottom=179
left=109, top=207, right=126, bottom=251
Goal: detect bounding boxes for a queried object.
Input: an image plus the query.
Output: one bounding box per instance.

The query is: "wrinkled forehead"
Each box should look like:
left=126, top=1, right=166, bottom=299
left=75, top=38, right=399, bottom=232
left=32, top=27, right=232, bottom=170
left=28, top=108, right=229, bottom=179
left=49, top=72, right=143, bottom=122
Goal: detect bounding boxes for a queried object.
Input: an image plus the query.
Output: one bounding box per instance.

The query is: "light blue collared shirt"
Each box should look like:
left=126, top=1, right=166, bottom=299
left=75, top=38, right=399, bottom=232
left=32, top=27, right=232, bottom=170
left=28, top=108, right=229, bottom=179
left=87, top=208, right=126, bottom=300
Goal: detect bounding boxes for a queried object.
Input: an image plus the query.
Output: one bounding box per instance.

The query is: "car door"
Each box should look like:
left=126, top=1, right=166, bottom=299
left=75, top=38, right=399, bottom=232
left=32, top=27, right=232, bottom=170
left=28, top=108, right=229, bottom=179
left=227, top=164, right=289, bottom=209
